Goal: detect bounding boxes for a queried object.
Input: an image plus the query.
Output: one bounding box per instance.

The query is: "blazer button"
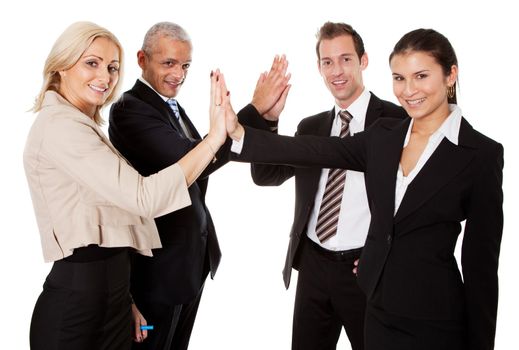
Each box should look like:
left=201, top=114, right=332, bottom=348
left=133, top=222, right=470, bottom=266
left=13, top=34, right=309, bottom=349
left=387, top=235, right=392, bottom=244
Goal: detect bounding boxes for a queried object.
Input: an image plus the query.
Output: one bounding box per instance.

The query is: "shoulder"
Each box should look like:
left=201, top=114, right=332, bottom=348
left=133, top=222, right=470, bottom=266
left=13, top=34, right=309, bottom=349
left=298, top=110, right=332, bottom=129
left=109, top=89, right=163, bottom=123
left=461, top=118, right=503, bottom=158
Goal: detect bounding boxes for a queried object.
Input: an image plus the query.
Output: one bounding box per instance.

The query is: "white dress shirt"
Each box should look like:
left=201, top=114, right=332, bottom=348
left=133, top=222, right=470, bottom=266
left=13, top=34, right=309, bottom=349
left=394, top=104, right=463, bottom=214
left=306, top=89, right=372, bottom=251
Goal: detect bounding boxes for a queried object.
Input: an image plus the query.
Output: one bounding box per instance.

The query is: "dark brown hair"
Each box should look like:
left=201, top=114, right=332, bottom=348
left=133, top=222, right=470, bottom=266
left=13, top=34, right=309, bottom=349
left=315, top=22, right=365, bottom=60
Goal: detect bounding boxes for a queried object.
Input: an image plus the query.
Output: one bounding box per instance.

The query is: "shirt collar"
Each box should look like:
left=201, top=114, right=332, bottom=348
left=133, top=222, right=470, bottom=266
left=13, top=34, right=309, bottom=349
left=139, top=77, right=171, bottom=102
left=333, top=88, right=370, bottom=125
left=403, top=104, right=462, bottom=147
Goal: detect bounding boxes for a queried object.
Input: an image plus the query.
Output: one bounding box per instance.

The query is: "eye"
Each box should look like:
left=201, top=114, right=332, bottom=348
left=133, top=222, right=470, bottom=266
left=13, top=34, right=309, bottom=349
left=321, top=60, right=331, bottom=67
left=86, top=60, right=98, bottom=68
left=182, top=63, right=190, bottom=70
left=343, top=57, right=351, bottom=62
left=163, top=61, right=174, bottom=67
left=416, top=73, right=428, bottom=79
left=392, top=75, right=404, bottom=81
left=108, top=65, right=119, bottom=74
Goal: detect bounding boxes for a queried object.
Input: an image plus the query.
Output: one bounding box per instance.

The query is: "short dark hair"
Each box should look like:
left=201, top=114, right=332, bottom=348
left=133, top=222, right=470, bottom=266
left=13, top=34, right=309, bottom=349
left=390, top=28, right=458, bottom=104
left=315, top=22, right=365, bottom=60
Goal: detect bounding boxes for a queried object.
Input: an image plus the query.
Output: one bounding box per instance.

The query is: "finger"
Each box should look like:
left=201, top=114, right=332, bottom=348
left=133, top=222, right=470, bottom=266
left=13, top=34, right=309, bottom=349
left=210, top=69, right=217, bottom=113
left=133, top=319, right=142, bottom=342
left=255, top=72, right=263, bottom=88
left=219, top=72, right=228, bottom=100
left=281, top=84, right=291, bottom=100
left=215, top=71, right=223, bottom=107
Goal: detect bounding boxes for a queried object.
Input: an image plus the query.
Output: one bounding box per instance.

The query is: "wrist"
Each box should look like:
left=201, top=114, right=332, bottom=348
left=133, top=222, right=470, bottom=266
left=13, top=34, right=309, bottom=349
left=229, top=124, right=245, bottom=141
left=203, top=138, right=218, bottom=164
left=251, top=99, right=267, bottom=115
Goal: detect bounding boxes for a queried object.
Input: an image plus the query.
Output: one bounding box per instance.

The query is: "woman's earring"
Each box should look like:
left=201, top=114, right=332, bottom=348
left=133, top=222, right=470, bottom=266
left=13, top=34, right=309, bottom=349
left=447, top=85, right=455, bottom=99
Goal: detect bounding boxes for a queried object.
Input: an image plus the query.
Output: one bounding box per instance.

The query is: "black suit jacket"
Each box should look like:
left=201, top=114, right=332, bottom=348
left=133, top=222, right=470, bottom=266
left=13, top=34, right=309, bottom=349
left=246, top=93, right=407, bottom=288
left=109, top=80, right=260, bottom=305
left=234, top=116, right=504, bottom=350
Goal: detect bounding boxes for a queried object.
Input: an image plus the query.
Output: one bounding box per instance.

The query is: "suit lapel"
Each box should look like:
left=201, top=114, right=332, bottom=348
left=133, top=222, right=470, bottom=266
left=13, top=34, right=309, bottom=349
left=177, top=103, right=201, bottom=140
left=304, top=109, right=335, bottom=196
left=370, top=118, right=410, bottom=221
left=132, top=80, right=186, bottom=135
left=364, top=92, right=383, bottom=128
left=394, top=118, right=477, bottom=223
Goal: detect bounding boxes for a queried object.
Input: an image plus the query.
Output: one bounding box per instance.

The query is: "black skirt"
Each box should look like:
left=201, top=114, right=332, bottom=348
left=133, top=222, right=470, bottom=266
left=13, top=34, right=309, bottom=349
left=30, top=249, right=132, bottom=350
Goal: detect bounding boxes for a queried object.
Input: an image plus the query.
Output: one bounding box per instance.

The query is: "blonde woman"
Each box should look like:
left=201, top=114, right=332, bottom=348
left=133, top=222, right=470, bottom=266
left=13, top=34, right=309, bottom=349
left=24, top=21, right=226, bottom=349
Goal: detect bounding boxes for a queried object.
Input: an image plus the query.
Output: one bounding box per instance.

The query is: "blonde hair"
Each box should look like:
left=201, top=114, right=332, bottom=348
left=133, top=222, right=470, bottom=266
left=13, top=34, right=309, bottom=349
left=33, top=21, right=124, bottom=125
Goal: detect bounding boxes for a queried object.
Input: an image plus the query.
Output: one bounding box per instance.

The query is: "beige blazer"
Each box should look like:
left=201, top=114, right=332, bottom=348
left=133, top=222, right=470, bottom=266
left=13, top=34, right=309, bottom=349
left=23, top=91, right=191, bottom=262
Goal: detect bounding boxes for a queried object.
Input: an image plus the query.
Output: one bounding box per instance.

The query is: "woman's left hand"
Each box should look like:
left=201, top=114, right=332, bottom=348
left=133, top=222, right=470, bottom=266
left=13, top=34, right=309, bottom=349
left=131, top=303, right=148, bottom=343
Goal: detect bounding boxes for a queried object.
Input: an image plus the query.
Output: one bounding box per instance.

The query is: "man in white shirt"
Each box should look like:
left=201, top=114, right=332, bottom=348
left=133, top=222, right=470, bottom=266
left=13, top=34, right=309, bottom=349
left=249, top=22, right=407, bottom=350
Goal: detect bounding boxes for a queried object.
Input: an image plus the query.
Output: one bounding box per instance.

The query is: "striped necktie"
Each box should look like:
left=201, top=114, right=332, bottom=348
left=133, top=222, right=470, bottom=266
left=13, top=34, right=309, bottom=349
left=167, top=98, right=181, bottom=119
left=315, top=110, right=353, bottom=243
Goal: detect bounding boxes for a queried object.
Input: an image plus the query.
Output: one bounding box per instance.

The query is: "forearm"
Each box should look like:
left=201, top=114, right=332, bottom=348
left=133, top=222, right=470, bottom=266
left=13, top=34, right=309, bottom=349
left=233, top=126, right=366, bottom=172
left=178, top=136, right=221, bottom=186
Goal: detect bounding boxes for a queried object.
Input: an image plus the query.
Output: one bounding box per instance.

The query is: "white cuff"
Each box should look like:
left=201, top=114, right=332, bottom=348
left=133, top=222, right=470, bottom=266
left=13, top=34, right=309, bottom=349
left=231, top=134, right=244, bottom=154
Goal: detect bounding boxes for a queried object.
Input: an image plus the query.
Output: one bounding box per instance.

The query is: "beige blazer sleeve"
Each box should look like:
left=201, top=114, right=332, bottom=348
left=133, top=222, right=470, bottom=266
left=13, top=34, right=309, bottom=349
left=42, top=109, right=191, bottom=219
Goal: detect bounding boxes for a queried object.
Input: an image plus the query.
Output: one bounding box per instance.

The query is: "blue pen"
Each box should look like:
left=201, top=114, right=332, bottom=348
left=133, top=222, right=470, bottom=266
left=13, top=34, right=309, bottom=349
left=140, top=325, right=154, bottom=331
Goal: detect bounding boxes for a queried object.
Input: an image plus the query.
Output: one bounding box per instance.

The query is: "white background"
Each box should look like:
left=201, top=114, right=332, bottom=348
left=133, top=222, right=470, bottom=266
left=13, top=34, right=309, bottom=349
left=1, top=0, right=517, bottom=348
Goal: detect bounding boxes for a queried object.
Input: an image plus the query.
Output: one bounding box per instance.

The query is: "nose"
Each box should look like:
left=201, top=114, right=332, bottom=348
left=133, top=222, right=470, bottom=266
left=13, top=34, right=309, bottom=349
left=331, top=61, right=343, bottom=77
left=171, top=64, right=185, bottom=81
left=403, top=79, right=417, bottom=97
left=97, top=67, right=111, bottom=86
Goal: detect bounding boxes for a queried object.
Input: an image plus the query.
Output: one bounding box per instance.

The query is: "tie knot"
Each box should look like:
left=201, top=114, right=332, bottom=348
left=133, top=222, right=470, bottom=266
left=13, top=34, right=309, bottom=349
left=167, top=98, right=180, bottom=119
left=339, top=110, right=353, bottom=125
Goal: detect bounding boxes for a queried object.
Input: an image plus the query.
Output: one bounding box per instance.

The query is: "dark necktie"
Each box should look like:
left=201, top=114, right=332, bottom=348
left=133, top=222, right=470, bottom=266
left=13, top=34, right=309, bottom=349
left=315, top=110, right=353, bottom=243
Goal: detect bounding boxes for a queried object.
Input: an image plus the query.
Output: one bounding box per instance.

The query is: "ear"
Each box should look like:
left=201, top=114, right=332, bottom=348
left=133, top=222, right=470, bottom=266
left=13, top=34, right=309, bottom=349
left=137, top=50, right=147, bottom=70
left=448, top=65, right=458, bottom=86
left=360, top=52, right=369, bottom=70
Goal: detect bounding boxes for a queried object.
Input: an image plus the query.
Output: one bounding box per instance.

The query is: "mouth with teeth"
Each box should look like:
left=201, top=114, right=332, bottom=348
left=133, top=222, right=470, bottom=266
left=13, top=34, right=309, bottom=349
left=89, top=84, right=109, bottom=93
left=331, top=79, right=347, bottom=87
left=406, top=98, right=426, bottom=106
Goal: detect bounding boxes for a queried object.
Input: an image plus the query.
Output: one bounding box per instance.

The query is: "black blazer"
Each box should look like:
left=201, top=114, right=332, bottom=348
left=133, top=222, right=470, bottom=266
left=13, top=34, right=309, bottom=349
left=234, top=116, right=503, bottom=350
left=246, top=93, right=407, bottom=288
left=109, top=80, right=260, bottom=305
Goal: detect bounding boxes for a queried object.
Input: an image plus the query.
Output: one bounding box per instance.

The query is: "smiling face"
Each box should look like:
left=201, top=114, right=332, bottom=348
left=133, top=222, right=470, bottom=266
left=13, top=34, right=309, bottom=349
left=318, top=34, right=367, bottom=109
left=390, top=50, right=457, bottom=122
left=58, top=37, right=120, bottom=117
left=138, top=36, right=192, bottom=98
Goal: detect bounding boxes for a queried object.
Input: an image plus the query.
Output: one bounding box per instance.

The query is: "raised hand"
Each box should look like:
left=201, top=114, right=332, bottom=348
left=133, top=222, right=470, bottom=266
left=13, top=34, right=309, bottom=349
left=251, top=55, right=291, bottom=117
left=263, top=84, right=291, bottom=121
left=207, top=69, right=229, bottom=148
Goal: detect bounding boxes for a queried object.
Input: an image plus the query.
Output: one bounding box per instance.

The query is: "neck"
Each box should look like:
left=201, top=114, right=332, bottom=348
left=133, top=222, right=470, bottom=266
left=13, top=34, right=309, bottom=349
left=58, top=88, right=96, bottom=119
left=336, top=86, right=364, bottom=110
left=412, top=104, right=450, bottom=136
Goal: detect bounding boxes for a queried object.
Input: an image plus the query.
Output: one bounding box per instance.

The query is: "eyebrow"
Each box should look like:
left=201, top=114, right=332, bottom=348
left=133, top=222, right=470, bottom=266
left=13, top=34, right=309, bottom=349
left=392, top=69, right=430, bottom=76
left=162, top=58, right=192, bottom=64
left=320, top=53, right=354, bottom=61
left=83, top=54, right=119, bottom=64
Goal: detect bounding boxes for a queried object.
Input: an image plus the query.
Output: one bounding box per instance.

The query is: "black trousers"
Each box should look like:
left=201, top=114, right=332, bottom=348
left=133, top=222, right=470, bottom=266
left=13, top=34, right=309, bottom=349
left=30, top=250, right=132, bottom=350
left=292, top=237, right=366, bottom=350
left=364, top=304, right=465, bottom=350
left=131, top=284, right=204, bottom=350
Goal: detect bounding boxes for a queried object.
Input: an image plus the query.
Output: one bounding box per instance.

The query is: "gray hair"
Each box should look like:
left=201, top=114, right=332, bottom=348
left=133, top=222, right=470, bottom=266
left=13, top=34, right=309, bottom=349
left=141, top=22, right=191, bottom=54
